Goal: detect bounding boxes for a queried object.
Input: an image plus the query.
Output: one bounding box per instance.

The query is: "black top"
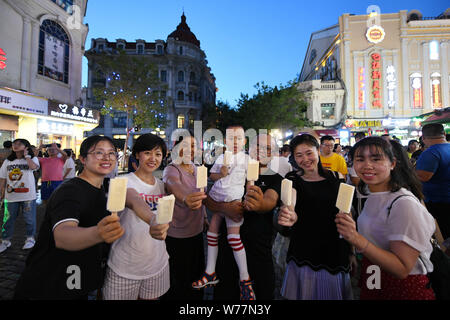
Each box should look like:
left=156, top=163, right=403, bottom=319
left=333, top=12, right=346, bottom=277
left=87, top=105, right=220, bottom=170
left=285, top=171, right=351, bottom=274
left=214, top=169, right=283, bottom=300
left=14, top=178, right=111, bottom=300
left=241, top=170, right=283, bottom=264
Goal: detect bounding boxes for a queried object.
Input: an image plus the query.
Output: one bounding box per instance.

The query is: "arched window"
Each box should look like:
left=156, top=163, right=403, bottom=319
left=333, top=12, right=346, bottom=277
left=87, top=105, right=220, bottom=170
left=189, top=110, right=195, bottom=129
left=190, top=72, right=196, bottom=82
left=430, top=41, right=439, bottom=60
left=38, top=20, right=70, bottom=84
left=157, top=45, right=163, bottom=55
left=177, top=114, right=185, bottom=128
left=177, top=91, right=184, bottom=101
left=178, top=71, right=184, bottom=82
left=410, top=73, right=423, bottom=109
left=431, top=72, right=442, bottom=108
left=179, top=46, right=183, bottom=55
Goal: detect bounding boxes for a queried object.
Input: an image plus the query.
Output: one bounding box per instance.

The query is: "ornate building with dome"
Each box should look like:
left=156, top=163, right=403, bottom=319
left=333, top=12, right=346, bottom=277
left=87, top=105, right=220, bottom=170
left=86, top=13, right=216, bottom=147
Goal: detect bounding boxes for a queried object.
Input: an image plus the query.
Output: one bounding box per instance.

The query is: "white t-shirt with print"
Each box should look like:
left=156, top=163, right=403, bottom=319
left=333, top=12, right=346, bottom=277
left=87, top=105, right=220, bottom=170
left=357, top=188, right=435, bottom=275
left=209, top=151, right=249, bottom=202
left=107, top=172, right=169, bottom=280
left=0, top=157, right=40, bottom=202
left=63, top=157, right=76, bottom=179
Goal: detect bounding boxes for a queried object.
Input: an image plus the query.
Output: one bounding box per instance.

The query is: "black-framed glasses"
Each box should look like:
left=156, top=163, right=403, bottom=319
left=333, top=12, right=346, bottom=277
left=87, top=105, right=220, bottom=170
left=88, top=151, right=118, bottom=160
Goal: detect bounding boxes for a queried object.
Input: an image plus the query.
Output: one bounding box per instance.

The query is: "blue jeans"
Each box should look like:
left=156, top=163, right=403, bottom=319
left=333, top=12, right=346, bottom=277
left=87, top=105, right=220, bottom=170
left=1, top=200, right=37, bottom=240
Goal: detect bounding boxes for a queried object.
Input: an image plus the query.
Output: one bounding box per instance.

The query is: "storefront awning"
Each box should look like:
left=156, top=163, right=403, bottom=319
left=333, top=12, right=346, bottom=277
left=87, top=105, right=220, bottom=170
left=313, top=129, right=339, bottom=137
left=421, top=108, right=450, bottom=125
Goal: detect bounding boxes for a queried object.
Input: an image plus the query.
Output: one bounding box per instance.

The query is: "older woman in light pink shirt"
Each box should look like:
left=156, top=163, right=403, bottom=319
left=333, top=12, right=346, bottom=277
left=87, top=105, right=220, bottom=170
left=162, top=135, right=208, bottom=300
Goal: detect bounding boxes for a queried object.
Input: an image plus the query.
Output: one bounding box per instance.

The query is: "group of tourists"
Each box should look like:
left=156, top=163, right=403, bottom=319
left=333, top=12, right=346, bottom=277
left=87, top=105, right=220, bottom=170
left=0, top=121, right=448, bottom=300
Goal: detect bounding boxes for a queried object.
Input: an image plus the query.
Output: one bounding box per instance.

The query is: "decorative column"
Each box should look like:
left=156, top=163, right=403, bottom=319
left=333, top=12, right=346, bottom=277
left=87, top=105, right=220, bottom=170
left=28, top=20, right=39, bottom=92
left=423, top=42, right=430, bottom=109
left=441, top=42, right=449, bottom=108
left=401, top=38, right=409, bottom=112
left=20, top=16, right=31, bottom=91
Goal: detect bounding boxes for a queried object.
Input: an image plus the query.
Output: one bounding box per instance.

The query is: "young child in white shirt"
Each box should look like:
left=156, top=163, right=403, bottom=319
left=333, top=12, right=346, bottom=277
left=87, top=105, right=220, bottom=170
left=192, top=125, right=255, bottom=300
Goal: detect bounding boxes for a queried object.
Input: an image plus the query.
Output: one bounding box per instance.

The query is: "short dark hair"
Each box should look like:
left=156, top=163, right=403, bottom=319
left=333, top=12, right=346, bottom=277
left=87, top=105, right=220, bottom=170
left=80, top=135, right=115, bottom=158
left=280, top=145, right=290, bottom=153
left=64, top=149, right=72, bottom=157
left=422, top=123, right=445, bottom=137
left=354, top=132, right=366, bottom=140
left=320, top=135, right=335, bottom=144
left=3, top=141, right=12, bottom=148
left=132, top=133, right=167, bottom=157
left=7, top=139, right=32, bottom=161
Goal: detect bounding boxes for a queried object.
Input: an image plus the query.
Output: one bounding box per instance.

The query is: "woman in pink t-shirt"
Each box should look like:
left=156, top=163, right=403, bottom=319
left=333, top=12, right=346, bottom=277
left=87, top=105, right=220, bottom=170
left=38, top=143, right=67, bottom=204
left=162, top=135, right=207, bottom=300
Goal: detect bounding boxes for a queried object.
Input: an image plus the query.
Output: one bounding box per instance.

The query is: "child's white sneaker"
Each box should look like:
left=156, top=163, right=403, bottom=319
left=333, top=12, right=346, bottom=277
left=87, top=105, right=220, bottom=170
left=0, top=239, right=12, bottom=253
left=22, top=237, right=35, bottom=250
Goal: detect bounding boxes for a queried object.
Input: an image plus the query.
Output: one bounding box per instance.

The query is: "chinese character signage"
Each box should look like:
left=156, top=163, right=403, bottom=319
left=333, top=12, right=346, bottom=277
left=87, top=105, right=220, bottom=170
left=358, top=67, right=366, bottom=110
left=0, top=48, right=6, bottom=70
left=44, top=34, right=64, bottom=78
left=48, top=100, right=99, bottom=124
left=386, top=65, right=396, bottom=109
left=371, top=53, right=382, bottom=109
left=0, top=88, right=48, bottom=115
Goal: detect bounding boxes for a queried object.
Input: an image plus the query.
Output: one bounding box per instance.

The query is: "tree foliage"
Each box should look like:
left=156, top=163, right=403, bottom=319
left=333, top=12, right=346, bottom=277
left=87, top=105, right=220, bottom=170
left=204, top=79, right=311, bottom=132
left=86, top=50, right=170, bottom=131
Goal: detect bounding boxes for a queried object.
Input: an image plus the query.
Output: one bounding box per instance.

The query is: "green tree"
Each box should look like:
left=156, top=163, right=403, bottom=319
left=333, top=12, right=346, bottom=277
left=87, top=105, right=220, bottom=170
left=236, top=79, right=311, bottom=131
left=86, top=50, right=170, bottom=152
left=202, top=100, right=239, bottom=132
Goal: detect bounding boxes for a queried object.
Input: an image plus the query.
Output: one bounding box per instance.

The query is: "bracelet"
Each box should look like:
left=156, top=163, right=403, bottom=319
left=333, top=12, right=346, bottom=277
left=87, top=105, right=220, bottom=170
left=25, top=155, right=31, bottom=159
left=356, top=238, right=370, bottom=254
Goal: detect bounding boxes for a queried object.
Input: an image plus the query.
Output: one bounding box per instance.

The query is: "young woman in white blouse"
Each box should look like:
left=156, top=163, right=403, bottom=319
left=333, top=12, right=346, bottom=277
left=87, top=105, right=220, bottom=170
left=335, top=137, right=436, bottom=300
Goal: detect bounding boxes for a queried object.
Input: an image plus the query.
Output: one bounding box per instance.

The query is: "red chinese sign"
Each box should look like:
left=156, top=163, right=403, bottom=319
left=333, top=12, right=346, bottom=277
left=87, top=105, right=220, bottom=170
left=358, top=67, right=366, bottom=110
left=0, top=48, right=6, bottom=70
left=371, top=53, right=382, bottom=108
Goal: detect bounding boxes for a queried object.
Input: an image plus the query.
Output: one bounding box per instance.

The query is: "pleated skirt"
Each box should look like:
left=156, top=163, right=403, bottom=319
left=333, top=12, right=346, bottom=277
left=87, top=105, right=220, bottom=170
left=281, top=260, right=353, bottom=300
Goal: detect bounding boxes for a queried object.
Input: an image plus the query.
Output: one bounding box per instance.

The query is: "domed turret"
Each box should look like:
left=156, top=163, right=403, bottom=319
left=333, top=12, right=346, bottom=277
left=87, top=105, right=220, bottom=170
left=167, top=13, right=200, bottom=47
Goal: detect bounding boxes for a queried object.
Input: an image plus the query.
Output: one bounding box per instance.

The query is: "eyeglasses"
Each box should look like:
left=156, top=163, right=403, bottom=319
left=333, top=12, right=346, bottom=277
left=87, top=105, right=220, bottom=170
left=88, top=151, right=118, bottom=160
left=322, top=144, right=334, bottom=148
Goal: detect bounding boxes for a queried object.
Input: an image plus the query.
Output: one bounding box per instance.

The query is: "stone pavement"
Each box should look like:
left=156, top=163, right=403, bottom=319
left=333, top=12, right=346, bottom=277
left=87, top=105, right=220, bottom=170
left=0, top=189, right=360, bottom=300
left=0, top=200, right=45, bottom=300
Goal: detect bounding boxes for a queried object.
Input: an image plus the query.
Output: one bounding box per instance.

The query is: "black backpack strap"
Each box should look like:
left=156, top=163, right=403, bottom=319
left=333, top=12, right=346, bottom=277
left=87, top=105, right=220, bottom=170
left=386, top=195, right=412, bottom=217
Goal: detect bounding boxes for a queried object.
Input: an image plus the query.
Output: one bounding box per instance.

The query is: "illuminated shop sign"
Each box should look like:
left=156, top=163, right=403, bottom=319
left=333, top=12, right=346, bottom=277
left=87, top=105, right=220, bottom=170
left=358, top=67, right=366, bottom=110
left=345, top=119, right=382, bottom=128
left=366, top=25, right=385, bottom=44
left=38, top=119, right=74, bottom=135
left=371, top=53, right=382, bottom=109
left=0, top=87, right=48, bottom=115
left=0, top=48, right=6, bottom=70
left=382, top=118, right=412, bottom=127
left=48, top=100, right=99, bottom=124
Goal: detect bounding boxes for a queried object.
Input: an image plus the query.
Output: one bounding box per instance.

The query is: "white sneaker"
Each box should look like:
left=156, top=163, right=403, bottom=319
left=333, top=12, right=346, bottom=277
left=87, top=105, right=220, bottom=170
left=0, top=240, right=12, bottom=253
left=22, top=237, right=35, bottom=250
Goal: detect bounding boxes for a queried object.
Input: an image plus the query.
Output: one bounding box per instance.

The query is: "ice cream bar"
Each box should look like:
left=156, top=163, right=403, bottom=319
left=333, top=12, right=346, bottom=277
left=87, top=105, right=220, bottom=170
left=196, top=165, right=208, bottom=191
left=156, top=194, right=175, bottom=224
left=281, top=179, right=293, bottom=206
left=223, top=151, right=233, bottom=166
left=336, top=183, right=355, bottom=213
left=107, top=177, right=128, bottom=215
left=247, top=159, right=259, bottom=184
